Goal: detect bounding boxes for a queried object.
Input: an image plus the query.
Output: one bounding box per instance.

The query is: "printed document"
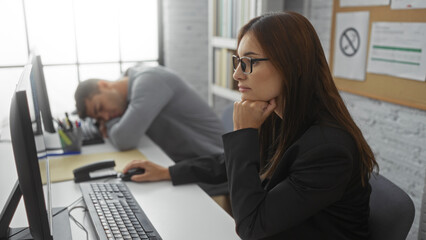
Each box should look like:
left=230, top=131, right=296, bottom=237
left=308, top=0, right=334, bottom=63
left=367, top=22, right=426, bottom=81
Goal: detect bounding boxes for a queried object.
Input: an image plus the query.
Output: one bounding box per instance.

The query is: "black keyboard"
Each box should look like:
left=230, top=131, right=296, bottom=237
left=80, top=182, right=162, bottom=240
left=80, top=118, right=104, bottom=145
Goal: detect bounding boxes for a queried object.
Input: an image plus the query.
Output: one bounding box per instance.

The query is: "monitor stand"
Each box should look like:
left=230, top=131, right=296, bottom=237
left=0, top=182, right=72, bottom=240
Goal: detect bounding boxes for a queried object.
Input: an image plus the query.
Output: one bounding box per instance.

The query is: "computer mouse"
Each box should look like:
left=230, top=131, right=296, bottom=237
left=121, top=168, right=145, bottom=181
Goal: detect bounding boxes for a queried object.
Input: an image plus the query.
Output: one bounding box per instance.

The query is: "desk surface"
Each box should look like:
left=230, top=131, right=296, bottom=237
left=0, top=136, right=240, bottom=240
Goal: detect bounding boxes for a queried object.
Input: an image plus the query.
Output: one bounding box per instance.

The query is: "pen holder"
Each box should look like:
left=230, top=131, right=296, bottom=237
left=58, top=128, right=82, bottom=153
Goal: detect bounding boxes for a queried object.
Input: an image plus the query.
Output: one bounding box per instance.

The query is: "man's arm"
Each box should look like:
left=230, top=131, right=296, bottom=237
left=107, top=71, right=174, bottom=150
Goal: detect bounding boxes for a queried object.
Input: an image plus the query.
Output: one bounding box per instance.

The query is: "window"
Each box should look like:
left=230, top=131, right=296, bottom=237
left=0, top=0, right=161, bottom=122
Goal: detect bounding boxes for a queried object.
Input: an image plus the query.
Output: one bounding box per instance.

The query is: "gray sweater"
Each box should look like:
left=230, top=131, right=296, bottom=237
left=106, top=65, right=224, bottom=162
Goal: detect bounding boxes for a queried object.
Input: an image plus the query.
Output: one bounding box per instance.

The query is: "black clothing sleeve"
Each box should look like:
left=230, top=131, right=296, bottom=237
left=168, top=153, right=227, bottom=185
left=223, top=128, right=369, bottom=240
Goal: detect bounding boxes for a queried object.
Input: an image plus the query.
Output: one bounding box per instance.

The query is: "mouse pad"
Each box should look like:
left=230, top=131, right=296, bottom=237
left=39, top=149, right=147, bottom=184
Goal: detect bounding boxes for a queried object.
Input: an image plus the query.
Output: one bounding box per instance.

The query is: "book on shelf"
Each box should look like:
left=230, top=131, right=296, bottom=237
left=214, top=0, right=252, bottom=38
left=213, top=48, right=237, bottom=90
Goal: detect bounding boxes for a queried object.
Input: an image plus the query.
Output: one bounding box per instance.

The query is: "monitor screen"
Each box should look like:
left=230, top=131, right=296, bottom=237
left=17, top=57, right=50, bottom=155
left=8, top=64, right=52, bottom=239
left=18, top=55, right=43, bottom=137
left=30, top=54, right=56, bottom=134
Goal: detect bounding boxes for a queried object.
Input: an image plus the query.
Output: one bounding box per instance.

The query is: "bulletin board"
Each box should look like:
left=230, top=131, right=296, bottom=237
left=329, top=0, right=426, bottom=110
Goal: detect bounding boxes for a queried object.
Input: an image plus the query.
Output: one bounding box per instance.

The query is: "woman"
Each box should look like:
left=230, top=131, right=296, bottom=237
left=224, top=12, right=378, bottom=239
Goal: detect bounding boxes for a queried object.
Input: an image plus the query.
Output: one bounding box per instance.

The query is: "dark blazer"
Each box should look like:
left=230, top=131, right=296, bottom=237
left=223, top=121, right=371, bottom=240
left=169, top=153, right=228, bottom=196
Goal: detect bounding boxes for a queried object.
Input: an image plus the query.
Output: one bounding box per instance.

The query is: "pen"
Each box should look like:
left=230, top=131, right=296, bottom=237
left=65, top=112, right=73, bottom=130
left=55, top=119, right=66, bottom=130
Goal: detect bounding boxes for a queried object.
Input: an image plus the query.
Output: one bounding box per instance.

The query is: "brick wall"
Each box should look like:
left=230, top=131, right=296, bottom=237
left=163, top=0, right=209, bottom=101
left=341, top=92, right=426, bottom=240
left=421, top=173, right=426, bottom=239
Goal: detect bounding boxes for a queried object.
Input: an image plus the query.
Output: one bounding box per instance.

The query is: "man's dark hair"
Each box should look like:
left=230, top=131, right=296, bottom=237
left=74, top=79, right=102, bottom=119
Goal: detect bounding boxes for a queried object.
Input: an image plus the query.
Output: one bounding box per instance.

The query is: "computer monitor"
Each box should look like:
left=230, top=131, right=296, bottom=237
left=30, top=54, right=56, bottom=134
left=0, top=64, right=71, bottom=239
left=17, top=55, right=43, bottom=137
left=28, top=53, right=63, bottom=151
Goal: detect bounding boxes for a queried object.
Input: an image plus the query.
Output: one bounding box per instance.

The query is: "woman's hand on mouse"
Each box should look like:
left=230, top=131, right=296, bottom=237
left=233, top=98, right=276, bottom=130
left=122, top=159, right=171, bottom=182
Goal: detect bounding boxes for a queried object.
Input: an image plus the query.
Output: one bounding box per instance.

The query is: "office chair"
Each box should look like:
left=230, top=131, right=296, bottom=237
left=369, top=174, right=415, bottom=240
left=221, top=103, right=234, bottom=133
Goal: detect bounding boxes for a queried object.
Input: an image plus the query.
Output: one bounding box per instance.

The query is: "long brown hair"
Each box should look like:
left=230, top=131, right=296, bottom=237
left=237, top=12, right=378, bottom=185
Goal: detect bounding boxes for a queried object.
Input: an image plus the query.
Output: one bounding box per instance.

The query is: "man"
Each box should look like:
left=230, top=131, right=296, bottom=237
left=74, top=64, right=228, bottom=198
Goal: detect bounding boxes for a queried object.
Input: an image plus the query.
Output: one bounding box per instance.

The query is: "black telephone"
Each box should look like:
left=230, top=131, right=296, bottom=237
left=73, top=159, right=117, bottom=183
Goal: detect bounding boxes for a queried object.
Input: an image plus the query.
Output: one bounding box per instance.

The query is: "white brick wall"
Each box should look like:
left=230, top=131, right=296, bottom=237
left=163, top=0, right=209, bottom=101
left=421, top=173, right=426, bottom=239
left=163, top=1, right=426, bottom=239
left=341, top=92, right=426, bottom=240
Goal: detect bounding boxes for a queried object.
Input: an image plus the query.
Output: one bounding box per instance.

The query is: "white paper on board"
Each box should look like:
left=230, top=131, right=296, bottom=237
left=308, top=0, right=334, bottom=63
left=340, top=0, right=390, bottom=7
left=391, top=0, right=426, bottom=9
left=367, top=22, right=426, bottom=81
left=333, top=11, right=370, bottom=81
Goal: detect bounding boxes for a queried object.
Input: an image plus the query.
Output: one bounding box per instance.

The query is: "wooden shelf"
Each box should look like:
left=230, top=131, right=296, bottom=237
left=212, top=85, right=241, bottom=101
left=211, top=37, right=237, bottom=50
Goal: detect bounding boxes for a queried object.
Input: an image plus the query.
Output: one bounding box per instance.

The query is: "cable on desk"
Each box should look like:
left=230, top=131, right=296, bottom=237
left=67, top=196, right=84, bottom=209
left=7, top=196, right=85, bottom=238
left=52, top=196, right=83, bottom=217
left=68, top=205, right=89, bottom=240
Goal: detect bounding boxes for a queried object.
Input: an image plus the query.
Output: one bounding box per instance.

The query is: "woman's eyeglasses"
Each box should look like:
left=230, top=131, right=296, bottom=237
left=232, top=55, right=269, bottom=74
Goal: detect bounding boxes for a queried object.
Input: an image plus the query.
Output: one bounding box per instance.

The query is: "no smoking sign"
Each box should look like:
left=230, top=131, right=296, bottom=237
left=339, top=27, right=360, bottom=57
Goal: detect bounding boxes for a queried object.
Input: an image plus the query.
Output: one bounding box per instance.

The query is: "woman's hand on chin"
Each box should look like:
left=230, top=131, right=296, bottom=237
left=233, top=98, right=276, bottom=130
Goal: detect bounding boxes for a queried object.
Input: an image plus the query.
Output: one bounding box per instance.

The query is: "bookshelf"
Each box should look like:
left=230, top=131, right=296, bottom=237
left=207, top=0, right=286, bottom=105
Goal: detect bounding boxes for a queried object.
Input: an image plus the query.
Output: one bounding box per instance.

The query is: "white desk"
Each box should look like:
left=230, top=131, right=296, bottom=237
left=0, top=136, right=240, bottom=240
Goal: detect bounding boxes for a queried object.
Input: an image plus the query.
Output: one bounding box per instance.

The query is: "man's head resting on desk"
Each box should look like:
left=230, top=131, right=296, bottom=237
left=74, top=77, right=128, bottom=122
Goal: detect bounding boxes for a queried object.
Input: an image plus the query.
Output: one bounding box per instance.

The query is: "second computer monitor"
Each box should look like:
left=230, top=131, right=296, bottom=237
left=31, top=54, right=55, bottom=133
